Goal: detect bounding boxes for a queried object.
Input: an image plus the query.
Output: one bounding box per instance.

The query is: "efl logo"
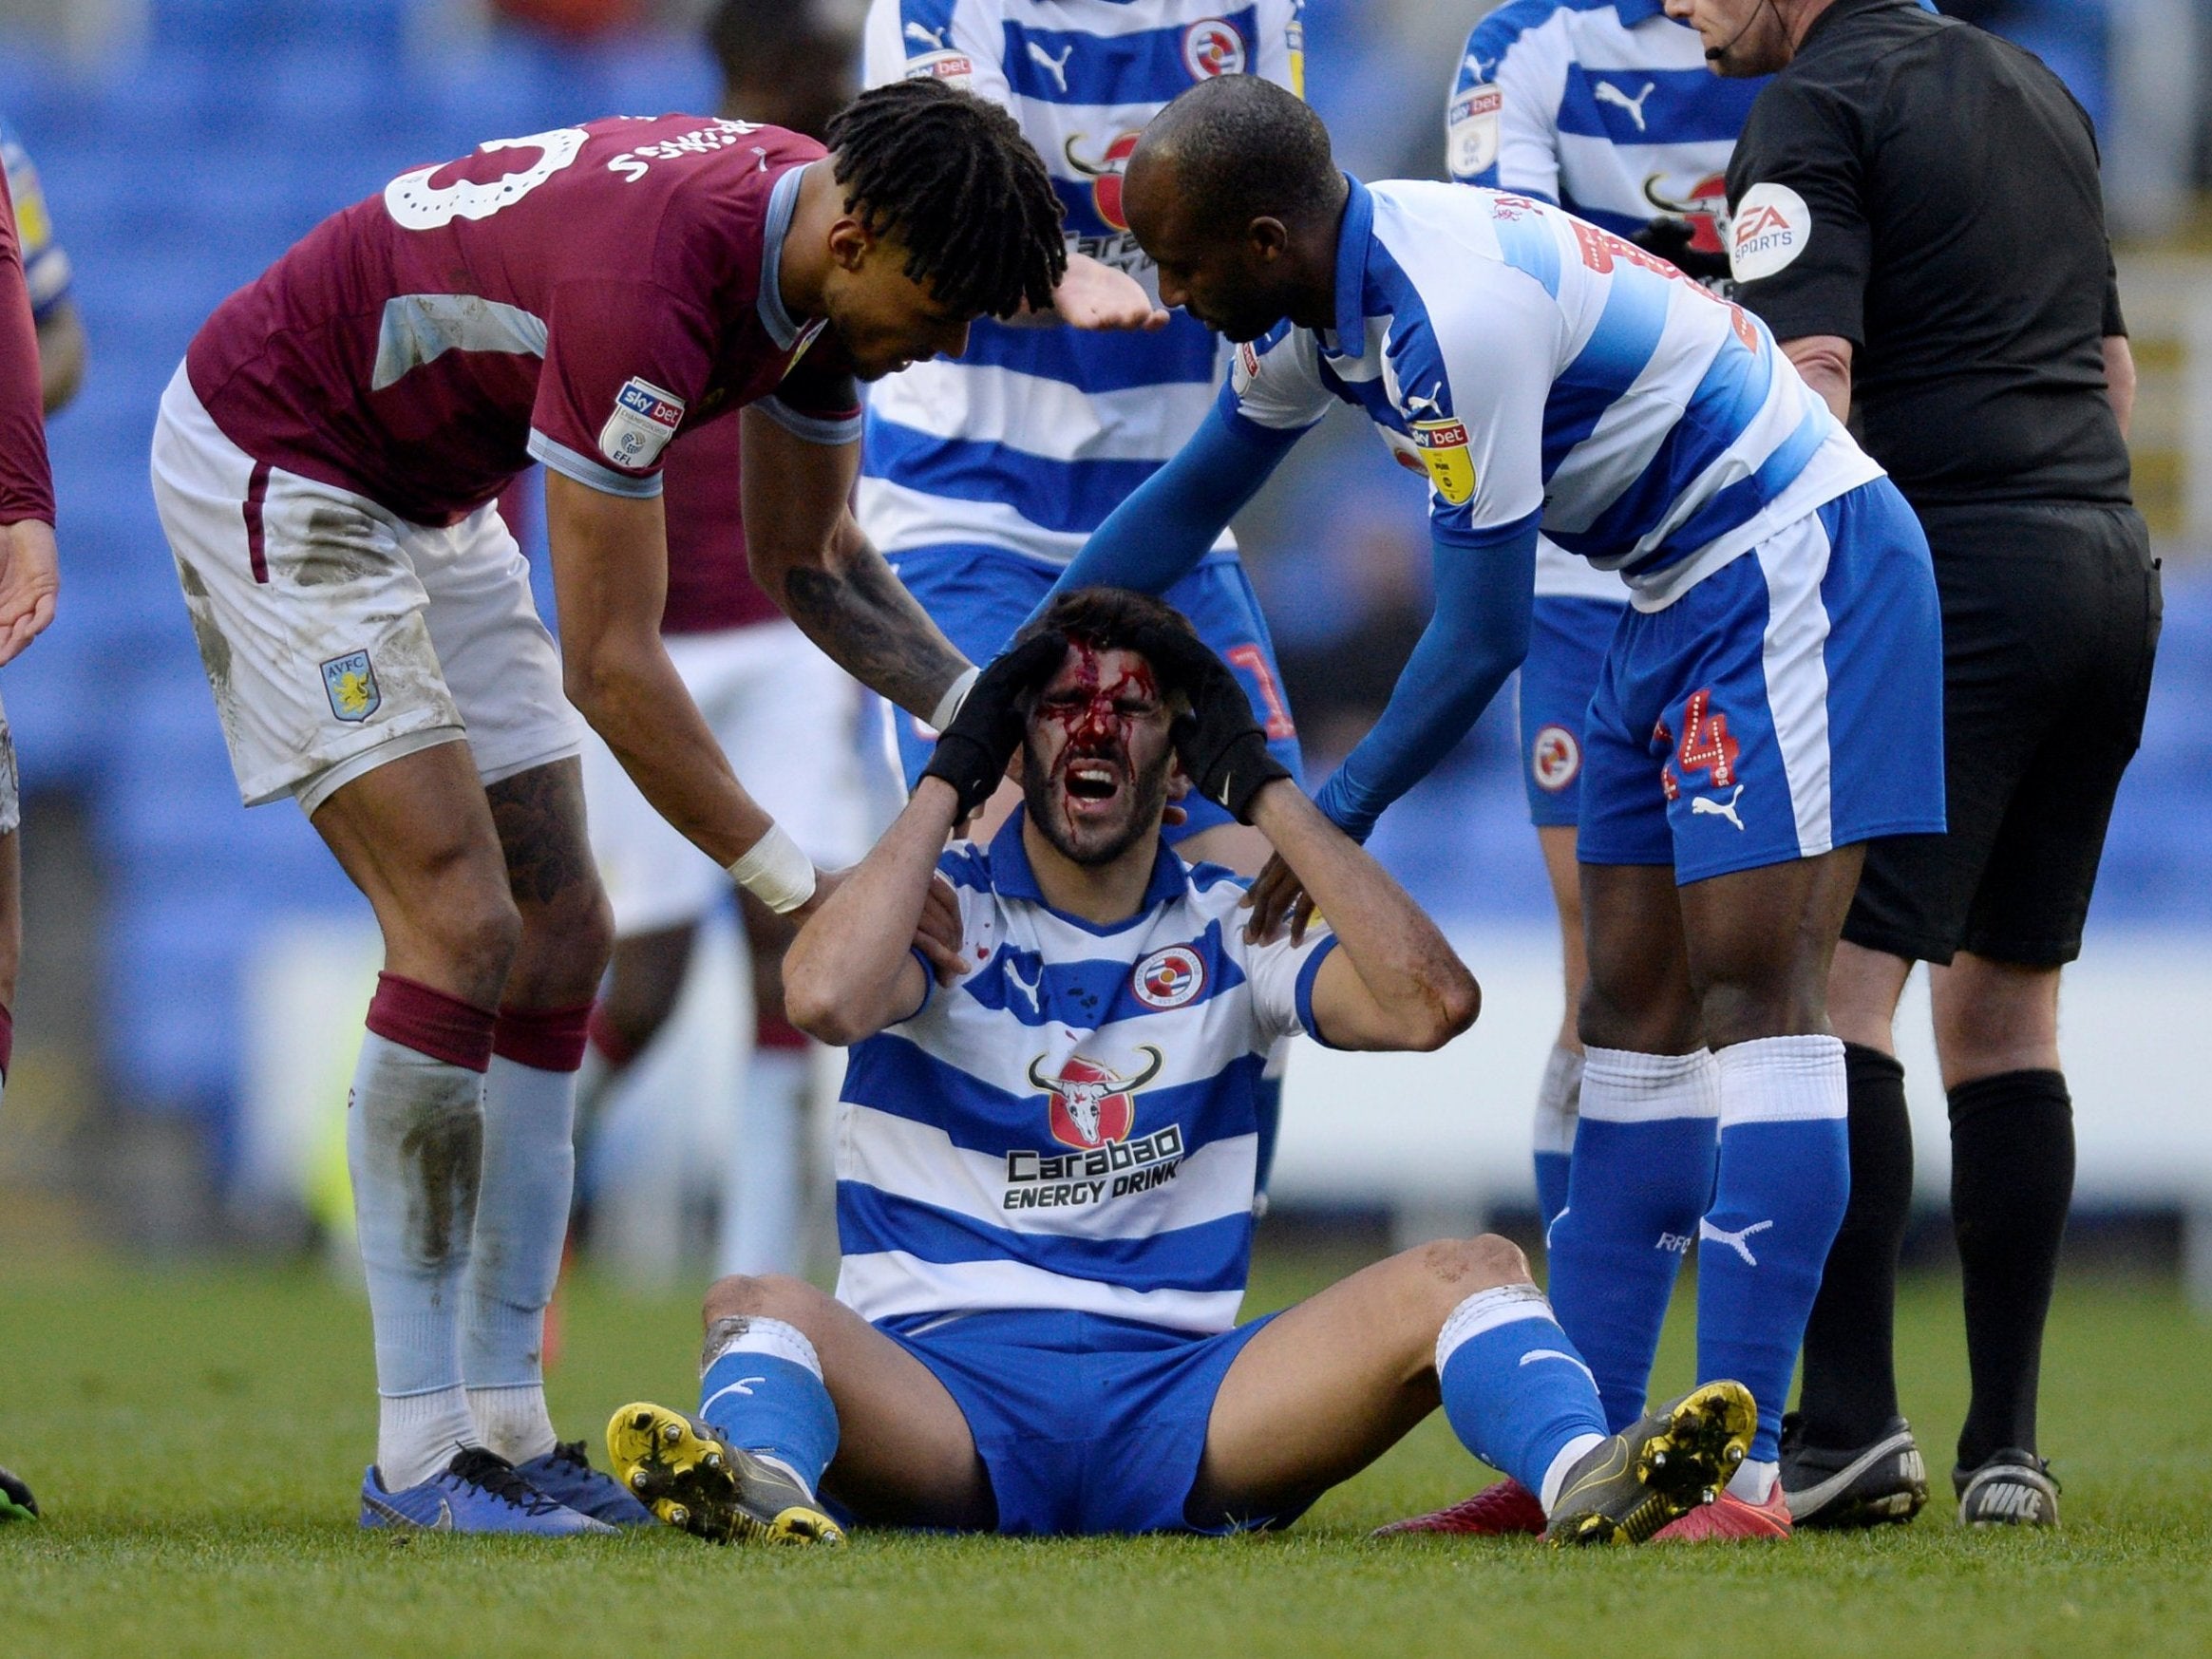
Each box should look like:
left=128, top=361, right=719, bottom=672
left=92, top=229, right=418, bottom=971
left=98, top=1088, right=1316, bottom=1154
left=1132, top=945, right=1205, bottom=1010
left=1182, top=18, right=1246, bottom=79
left=1730, top=182, right=1810, bottom=283
left=598, top=376, right=686, bottom=468
left=1410, top=417, right=1475, bottom=505
left=1447, top=87, right=1503, bottom=178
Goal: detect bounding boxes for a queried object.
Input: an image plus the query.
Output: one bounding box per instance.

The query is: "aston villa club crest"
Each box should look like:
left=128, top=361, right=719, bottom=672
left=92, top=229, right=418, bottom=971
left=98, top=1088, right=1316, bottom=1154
left=1028, top=1046, right=1163, bottom=1150
left=320, top=650, right=380, bottom=723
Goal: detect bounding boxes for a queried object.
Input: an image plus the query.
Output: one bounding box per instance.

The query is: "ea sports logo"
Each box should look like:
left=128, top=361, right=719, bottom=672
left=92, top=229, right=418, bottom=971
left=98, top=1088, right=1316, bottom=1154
left=1132, top=944, right=1205, bottom=1010
left=1182, top=19, right=1246, bottom=79
left=1532, top=724, right=1581, bottom=792
left=1730, top=182, right=1810, bottom=282
left=1064, top=130, right=1142, bottom=232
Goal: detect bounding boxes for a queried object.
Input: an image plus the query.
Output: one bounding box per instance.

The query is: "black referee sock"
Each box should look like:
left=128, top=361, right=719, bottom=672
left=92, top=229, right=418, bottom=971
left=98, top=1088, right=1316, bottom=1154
left=1950, top=1068, right=2074, bottom=1470
left=1795, top=1044, right=1915, bottom=1449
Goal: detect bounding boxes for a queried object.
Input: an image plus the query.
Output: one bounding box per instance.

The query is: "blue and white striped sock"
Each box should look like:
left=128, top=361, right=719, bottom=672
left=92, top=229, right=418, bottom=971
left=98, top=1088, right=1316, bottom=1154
left=1545, top=1046, right=1720, bottom=1432
left=1699, top=1034, right=1851, bottom=1483
left=1436, top=1283, right=1608, bottom=1513
left=698, top=1316, right=839, bottom=1493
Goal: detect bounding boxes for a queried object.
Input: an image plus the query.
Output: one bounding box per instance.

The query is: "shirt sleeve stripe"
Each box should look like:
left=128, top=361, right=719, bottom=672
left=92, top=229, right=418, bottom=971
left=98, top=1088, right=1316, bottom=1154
left=526, top=430, right=664, bottom=499
left=756, top=393, right=863, bottom=447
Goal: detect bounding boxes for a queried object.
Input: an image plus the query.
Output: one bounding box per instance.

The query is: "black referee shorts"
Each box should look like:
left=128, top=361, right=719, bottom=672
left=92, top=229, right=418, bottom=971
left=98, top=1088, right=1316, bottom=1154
left=1843, top=500, right=2161, bottom=969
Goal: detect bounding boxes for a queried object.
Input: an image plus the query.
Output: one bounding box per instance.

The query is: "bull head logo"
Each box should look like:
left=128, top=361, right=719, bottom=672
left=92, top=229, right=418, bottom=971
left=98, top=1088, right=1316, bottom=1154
left=1064, top=131, right=1142, bottom=233
left=1028, top=1046, right=1164, bottom=1150
left=1641, top=173, right=1730, bottom=255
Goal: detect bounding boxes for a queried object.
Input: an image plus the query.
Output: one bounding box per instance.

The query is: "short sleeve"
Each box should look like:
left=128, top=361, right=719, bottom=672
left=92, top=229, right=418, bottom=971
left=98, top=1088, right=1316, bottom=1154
left=1219, top=322, right=1333, bottom=437
left=1252, top=0, right=1307, bottom=99
left=863, top=0, right=1011, bottom=104
left=1239, top=925, right=1340, bottom=1046
left=1449, top=6, right=1565, bottom=201
left=2101, top=245, right=2127, bottom=339
left=1726, top=78, right=1869, bottom=348
left=758, top=341, right=863, bottom=446
left=1395, top=255, right=1554, bottom=542
left=525, top=278, right=718, bottom=497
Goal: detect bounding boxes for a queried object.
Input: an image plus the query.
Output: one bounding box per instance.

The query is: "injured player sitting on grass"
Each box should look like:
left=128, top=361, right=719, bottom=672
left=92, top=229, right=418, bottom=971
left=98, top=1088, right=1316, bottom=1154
left=604, top=586, right=1756, bottom=1542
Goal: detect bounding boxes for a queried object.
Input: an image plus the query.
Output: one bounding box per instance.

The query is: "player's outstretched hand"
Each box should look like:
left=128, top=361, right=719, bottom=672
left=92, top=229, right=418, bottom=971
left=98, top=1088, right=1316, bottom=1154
left=918, top=630, right=1069, bottom=820
left=1130, top=623, right=1288, bottom=825
left=0, top=518, right=59, bottom=667
left=1052, top=253, right=1170, bottom=332
left=1241, top=851, right=1317, bottom=946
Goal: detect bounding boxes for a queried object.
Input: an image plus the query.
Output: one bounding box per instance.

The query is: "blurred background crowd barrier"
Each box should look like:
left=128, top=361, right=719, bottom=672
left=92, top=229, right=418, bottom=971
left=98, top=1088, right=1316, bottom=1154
left=0, top=0, right=2206, bottom=1294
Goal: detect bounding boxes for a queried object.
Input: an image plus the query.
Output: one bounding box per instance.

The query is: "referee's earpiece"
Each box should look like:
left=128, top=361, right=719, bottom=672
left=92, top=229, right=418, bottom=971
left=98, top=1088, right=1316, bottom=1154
left=1706, top=0, right=1782, bottom=61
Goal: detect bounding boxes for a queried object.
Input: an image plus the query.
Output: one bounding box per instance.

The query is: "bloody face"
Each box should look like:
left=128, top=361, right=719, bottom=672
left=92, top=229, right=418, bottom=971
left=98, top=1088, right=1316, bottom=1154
left=1019, top=640, right=1179, bottom=867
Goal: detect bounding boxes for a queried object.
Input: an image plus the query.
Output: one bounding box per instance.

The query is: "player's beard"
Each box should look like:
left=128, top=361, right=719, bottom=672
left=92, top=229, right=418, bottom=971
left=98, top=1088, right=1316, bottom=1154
left=1020, top=730, right=1174, bottom=869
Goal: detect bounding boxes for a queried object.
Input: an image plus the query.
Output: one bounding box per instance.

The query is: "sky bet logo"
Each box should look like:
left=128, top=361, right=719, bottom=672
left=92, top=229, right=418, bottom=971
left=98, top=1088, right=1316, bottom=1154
left=617, top=383, right=683, bottom=429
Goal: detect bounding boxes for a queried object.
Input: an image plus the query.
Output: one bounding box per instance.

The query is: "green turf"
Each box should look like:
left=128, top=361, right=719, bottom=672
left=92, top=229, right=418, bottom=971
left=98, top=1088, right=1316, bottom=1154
left=2, top=1250, right=2206, bottom=1658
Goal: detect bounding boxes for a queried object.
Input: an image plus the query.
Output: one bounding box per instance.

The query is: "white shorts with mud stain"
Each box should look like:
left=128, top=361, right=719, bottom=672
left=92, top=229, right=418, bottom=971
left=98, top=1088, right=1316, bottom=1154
left=149, top=363, right=582, bottom=816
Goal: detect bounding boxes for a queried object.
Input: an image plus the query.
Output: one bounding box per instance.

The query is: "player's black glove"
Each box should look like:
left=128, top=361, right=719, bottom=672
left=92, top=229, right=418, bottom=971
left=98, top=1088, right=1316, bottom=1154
left=917, top=631, right=1068, bottom=820
left=1631, top=217, right=1735, bottom=296
left=1128, top=622, right=1291, bottom=825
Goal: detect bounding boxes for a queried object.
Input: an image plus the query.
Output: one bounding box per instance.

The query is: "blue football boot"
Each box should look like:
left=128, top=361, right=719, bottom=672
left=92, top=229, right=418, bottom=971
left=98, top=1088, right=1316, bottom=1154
left=513, top=1439, right=654, bottom=1527
left=358, top=1446, right=615, bottom=1535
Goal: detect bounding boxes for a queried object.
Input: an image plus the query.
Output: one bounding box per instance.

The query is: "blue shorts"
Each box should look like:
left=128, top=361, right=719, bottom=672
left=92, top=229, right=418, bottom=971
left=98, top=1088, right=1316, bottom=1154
left=1516, top=595, right=1628, bottom=828
left=879, top=1308, right=1301, bottom=1536
left=1577, top=479, right=1947, bottom=885
left=886, top=543, right=1303, bottom=844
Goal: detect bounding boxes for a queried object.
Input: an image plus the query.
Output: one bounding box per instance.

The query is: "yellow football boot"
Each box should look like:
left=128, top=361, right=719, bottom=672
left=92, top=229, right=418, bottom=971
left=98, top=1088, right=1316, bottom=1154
left=1546, top=1380, right=1758, bottom=1546
left=605, top=1403, right=845, bottom=1546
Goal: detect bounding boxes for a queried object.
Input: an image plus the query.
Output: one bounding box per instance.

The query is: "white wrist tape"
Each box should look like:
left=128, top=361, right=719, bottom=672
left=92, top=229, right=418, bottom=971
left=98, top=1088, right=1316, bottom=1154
left=929, top=666, right=980, bottom=734
left=727, top=822, right=817, bottom=914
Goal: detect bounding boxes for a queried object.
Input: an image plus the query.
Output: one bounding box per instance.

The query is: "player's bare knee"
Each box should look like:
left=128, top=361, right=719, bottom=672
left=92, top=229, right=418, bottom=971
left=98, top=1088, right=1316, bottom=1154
left=1404, top=1235, right=1531, bottom=1314
left=701, top=1272, right=824, bottom=1331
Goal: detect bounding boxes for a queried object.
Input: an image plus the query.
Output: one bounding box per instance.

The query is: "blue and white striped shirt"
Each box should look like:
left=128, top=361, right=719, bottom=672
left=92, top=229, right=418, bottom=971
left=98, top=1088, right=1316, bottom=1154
left=1449, top=0, right=1764, bottom=602
left=833, top=811, right=1335, bottom=1334
left=1222, top=177, right=1880, bottom=606
left=858, top=0, right=1303, bottom=567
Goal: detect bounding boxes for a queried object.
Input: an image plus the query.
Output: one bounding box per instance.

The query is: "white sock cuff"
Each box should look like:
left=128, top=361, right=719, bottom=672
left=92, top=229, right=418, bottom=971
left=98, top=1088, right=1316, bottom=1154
left=1532, top=1046, right=1584, bottom=1155
left=1714, top=1034, right=1846, bottom=1126
left=1579, top=1045, right=1721, bottom=1124
left=1435, top=1282, right=1555, bottom=1374
left=702, top=1314, right=823, bottom=1382
left=1541, top=1432, right=1609, bottom=1516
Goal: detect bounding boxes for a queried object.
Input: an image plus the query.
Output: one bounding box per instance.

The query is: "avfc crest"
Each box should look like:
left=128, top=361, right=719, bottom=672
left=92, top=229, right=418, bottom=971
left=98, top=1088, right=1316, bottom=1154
left=321, top=650, right=381, bottom=723
left=1029, top=1046, right=1163, bottom=1151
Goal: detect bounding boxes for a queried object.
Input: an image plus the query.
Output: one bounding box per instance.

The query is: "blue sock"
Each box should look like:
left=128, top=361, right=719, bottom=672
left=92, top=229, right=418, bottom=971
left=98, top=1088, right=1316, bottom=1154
left=1436, top=1283, right=1609, bottom=1510
left=1699, top=1035, right=1851, bottom=1471
left=697, top=1316, right=839, bottom=1492
left=1545, top=1046, right=1720, bottom=1432
left=1253, top=1041, right=1287, bottom=1197
left=1532, top=1045, right=1582, bottom=1230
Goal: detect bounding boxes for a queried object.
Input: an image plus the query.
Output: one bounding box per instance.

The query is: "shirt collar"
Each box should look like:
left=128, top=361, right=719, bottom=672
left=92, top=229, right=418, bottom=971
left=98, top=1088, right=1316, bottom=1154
left=1611, top=0, right=1669, bottom=23
left=756, top=161, right=807, bottom=350
left=987, top=807, right=1191, bottom=922
left=1327, top=173, right=1375, bottom=358
left=1801, top=0, right=1911, bottom=49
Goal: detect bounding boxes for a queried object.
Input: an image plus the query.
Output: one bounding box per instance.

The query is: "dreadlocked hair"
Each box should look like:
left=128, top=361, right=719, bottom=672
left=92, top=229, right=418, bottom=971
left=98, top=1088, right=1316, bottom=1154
left=824, top=79, right=1068, bottom=320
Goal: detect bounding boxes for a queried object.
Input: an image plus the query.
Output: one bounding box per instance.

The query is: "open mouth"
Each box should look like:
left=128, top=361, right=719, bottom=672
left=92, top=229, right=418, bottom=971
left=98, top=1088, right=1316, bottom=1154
left=1063, top=758, right=1122, bottom=806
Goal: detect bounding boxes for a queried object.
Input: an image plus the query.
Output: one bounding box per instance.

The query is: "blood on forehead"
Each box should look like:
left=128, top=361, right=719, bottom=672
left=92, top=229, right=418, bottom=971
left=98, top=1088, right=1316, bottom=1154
left=1037, top=637, right=1161, bottom=746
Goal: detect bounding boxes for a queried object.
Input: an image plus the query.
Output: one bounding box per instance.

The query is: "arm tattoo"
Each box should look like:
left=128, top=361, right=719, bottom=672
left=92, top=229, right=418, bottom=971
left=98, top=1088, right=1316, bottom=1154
left=485, top=759, right=597, bottom=909
left=781, top=546, right=973, bottom=721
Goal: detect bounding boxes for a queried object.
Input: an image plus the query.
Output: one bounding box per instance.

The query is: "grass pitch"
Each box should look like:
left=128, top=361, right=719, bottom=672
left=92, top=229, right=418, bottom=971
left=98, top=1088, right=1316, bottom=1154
left=2, top=1248, right=2207, bottom=1659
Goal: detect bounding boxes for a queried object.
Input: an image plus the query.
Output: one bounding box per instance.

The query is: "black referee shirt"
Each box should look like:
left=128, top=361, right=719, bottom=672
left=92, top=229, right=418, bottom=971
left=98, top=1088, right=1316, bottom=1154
left=1725, top=0, right=2130, bottom=508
